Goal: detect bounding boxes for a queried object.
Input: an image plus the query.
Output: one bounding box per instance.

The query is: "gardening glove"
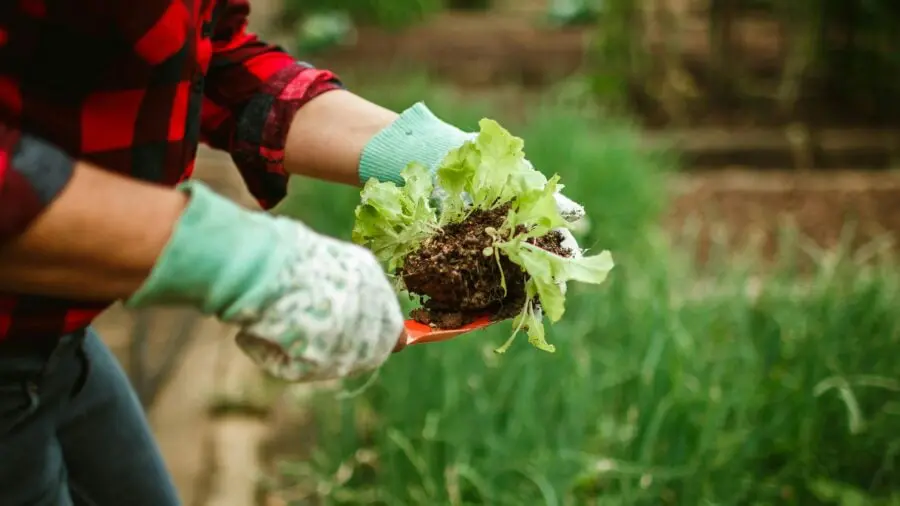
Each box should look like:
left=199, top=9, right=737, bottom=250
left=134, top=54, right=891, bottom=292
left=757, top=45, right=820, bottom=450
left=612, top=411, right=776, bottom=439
left=123, top=180, right=404, bottom=383
left=358, top=102, right=587, bottom=255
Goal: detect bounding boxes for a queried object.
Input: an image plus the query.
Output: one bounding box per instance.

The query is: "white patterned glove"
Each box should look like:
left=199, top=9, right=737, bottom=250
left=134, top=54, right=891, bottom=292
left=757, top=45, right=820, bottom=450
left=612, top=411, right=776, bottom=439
left=126, top=181, right=404, bottom=383
left=233, top=224, right=404, bottom=382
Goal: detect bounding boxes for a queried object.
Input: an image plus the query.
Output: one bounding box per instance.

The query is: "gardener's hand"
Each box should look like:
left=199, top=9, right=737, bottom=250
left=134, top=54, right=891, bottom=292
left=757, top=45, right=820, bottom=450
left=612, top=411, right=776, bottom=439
left=124, top=181, right=404, bottom=383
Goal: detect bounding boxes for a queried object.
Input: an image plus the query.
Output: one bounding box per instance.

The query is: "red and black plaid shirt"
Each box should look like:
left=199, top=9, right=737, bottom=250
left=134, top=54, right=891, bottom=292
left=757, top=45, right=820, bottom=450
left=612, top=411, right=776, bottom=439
left=0, top=0, right=343, bottom=340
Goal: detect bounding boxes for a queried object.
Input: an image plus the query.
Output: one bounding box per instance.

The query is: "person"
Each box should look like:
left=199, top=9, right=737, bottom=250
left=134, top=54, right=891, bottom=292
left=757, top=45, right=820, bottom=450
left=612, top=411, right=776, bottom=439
left=0, top=1, right=583, bottom=504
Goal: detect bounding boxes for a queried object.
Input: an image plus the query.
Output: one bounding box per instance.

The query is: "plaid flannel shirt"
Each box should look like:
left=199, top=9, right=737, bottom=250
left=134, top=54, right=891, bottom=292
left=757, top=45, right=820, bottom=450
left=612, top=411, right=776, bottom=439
left=0, top=0, right=343, bottom=340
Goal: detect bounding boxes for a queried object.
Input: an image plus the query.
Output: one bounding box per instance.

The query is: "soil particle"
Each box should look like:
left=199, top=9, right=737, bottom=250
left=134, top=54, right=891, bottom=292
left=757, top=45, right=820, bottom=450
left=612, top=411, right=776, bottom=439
left=401, top=204, right=571, bottom=329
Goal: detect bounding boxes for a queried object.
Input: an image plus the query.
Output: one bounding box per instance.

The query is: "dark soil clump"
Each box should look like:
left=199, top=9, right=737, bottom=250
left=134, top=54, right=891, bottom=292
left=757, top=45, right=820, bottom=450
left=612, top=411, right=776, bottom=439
left=401, top=204, right=571, bottom=329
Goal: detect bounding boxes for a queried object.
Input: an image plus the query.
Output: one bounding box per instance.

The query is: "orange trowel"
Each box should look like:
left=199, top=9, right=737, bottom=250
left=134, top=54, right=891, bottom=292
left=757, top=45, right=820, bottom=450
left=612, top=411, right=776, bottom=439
left=394, top=315, right=494, bottom=352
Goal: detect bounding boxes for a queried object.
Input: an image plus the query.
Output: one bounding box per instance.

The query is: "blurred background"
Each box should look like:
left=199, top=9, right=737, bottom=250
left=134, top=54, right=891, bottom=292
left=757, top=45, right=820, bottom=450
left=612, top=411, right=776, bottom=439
left=95, top=0, right=900, bottom=504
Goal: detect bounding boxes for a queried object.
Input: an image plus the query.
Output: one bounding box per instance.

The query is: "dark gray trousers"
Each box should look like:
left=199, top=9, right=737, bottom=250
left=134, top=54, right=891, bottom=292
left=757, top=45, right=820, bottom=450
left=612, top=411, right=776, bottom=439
left=0, top=327, right=180, bottom=505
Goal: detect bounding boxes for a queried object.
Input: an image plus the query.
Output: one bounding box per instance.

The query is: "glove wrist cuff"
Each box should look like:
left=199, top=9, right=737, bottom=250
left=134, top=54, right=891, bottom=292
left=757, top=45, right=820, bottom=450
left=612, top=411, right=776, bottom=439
left=124, top=180, right=283, bottom=317
left=358, top=102, right=471, bottom=185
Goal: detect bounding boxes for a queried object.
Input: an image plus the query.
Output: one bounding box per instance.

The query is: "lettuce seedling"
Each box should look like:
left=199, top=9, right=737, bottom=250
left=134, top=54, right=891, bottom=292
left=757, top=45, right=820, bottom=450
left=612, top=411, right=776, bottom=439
left=353, top=118, right=613, bottom=352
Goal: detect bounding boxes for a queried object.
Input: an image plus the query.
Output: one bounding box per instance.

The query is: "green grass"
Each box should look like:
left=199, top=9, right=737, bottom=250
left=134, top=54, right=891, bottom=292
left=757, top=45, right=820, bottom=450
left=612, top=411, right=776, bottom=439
left=268, top=78, right=900, bottom=505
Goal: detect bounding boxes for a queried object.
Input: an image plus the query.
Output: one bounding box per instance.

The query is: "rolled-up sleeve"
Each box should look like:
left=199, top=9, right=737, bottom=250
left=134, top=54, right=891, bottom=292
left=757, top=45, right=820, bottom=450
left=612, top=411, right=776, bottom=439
left=201, top=0, right=343, bottom=208
left=0, top=125, right=75, bottom=244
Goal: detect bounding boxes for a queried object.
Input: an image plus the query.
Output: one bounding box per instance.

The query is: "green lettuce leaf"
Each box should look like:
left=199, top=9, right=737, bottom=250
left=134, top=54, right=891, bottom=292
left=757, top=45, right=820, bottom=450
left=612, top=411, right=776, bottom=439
left=433, top=140, right=479, bottom=224
left=436, top=119, right=548, bottom=225
left=351, top=163, right=439, bottom=271
left=495, top=238, right=614, bottom=352
left=508, top=243, right=613, bottom=321
left=501, top=280, right=552, bottom=354
left=502, top=174, right=569, bottom=239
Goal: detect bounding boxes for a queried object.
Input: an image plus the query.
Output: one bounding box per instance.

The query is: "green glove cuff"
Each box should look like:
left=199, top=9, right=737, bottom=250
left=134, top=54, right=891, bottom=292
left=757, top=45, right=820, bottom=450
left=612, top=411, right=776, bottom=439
left=358, top=102, right=471, bottom=185
left=124, top=180, right=285, bottom=320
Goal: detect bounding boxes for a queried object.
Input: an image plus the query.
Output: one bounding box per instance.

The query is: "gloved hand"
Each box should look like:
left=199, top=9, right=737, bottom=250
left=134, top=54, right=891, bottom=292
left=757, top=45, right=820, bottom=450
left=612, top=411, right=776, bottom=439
left=357, top=102, right=587, bottom=257
left=124, top=180, right=404, bottom=383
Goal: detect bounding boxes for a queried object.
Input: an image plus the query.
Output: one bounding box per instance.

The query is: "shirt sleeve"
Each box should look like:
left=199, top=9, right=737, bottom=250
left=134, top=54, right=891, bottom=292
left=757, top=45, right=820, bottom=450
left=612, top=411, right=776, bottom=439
left=0, top=124, right=75, bottom=244
left=201, top=0, right=343, bottom=209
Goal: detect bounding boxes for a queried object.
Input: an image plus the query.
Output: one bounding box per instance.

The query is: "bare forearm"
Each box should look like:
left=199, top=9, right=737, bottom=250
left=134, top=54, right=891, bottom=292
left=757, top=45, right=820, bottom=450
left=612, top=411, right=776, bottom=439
left=283, top=90, right=398, bottom=186
left=0, top=162, right=187, bottom=300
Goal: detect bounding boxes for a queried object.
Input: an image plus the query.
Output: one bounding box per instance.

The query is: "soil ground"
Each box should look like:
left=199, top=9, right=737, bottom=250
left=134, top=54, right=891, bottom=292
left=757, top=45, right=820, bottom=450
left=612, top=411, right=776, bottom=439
left=667, top=169, right=900, bottom=262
